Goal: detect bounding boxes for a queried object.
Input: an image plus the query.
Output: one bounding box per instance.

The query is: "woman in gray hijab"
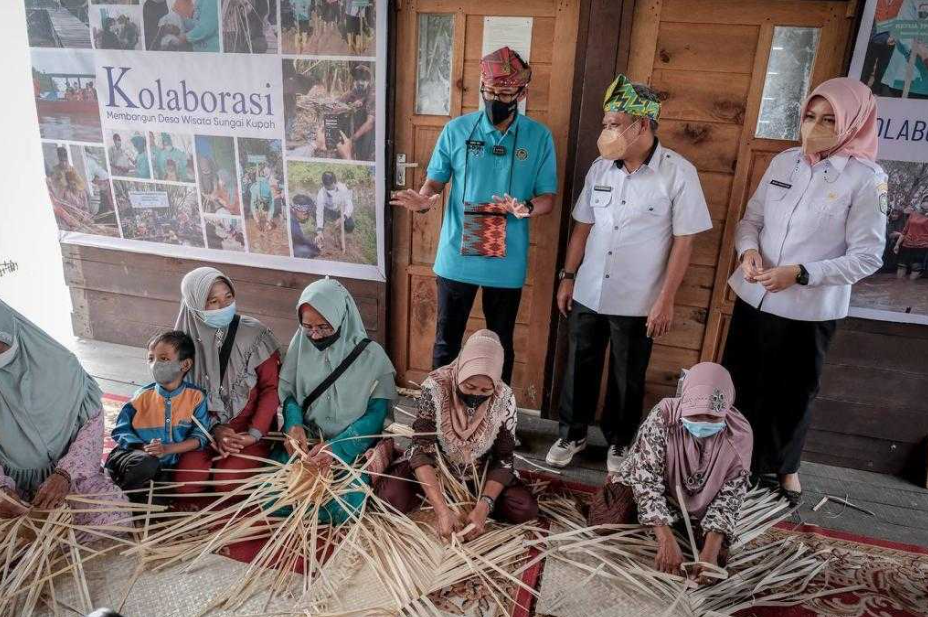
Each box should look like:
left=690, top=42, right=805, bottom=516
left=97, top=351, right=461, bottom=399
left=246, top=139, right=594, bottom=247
left=172, top=267, right=281, bottom=494
left=0, top=300, right=128, bottom=530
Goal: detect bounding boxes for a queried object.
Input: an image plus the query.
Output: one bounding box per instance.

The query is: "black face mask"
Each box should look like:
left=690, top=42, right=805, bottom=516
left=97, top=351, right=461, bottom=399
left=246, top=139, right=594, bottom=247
left=484, top=98, right=518, bottom=125
left=457, top=388, right=491, bottom=410
left=308, top=328, right=340, bottom=351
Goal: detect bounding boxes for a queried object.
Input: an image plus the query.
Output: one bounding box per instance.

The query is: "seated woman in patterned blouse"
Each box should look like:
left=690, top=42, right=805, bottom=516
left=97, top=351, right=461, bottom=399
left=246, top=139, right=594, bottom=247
left=588, top=362, right=753, bottom=580
left=0, top=300, right=128, bottom=537
left=376, top=330, right=537, bottom=541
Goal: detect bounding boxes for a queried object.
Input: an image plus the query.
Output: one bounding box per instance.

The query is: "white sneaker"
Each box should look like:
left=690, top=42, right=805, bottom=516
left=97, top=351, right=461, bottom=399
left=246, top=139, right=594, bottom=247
left=545, top=438, right=587, bottom=468
left=607, top=445, right=624, bottom=474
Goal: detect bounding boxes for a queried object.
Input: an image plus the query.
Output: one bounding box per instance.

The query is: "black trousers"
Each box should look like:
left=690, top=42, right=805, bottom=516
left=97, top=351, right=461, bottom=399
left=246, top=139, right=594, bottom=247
left=557, top=302, right=653, bottom=446
left=105, top=448, right=163, bottom=503
left=861, top=40, right=895, bottom=93
left=433, top=276, right=522, bottom=384
left=722, top=299, right=837, bottom=475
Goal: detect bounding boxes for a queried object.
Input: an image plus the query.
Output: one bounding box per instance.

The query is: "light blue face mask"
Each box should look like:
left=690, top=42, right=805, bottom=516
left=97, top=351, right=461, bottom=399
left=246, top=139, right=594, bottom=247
left=681, top=418, right=726, bottom=439
left=201, top=302, right=237, bottom=329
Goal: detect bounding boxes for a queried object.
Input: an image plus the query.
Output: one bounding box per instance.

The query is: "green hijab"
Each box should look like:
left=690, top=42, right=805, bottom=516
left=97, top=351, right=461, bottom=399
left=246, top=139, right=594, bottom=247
left=0, top=300, right=101, bottom=494
left=278, top=279, right=396, bottom=438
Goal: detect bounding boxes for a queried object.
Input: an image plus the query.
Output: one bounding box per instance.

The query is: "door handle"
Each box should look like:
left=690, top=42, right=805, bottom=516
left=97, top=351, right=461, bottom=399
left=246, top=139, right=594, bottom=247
left=395, top=153, right=419, bottom=187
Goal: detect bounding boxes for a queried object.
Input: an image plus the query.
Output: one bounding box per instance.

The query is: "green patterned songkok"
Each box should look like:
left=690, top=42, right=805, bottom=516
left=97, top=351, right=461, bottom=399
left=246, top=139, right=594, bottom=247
left=603, top=74, right=661, bottom=121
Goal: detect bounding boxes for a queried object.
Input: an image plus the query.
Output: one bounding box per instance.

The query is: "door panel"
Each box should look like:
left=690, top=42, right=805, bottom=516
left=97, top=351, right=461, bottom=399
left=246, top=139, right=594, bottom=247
left=624, top=0, right=859, bottom=407
left=390, top=0, right=580, bottom=408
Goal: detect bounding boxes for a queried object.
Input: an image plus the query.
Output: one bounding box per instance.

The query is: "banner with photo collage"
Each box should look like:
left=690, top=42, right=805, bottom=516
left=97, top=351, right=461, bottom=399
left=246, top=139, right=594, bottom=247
left=24, top=0, right=387, bottom=282
left=849, top=0, right=928, bottom=324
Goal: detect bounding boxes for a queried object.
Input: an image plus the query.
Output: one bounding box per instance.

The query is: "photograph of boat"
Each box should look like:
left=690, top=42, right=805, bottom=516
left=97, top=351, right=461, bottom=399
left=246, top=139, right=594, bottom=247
left=30, top=49, right=102, bottom=143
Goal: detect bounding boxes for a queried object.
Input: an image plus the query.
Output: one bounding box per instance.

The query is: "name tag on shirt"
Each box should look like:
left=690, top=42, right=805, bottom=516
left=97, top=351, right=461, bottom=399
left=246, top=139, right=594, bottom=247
left=769, top=180, right=792, bottom=189
left=593, top=185, right=612, bottom=192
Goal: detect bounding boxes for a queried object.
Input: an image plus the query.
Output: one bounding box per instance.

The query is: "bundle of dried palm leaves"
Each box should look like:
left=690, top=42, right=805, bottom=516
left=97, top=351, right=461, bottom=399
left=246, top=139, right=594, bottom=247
left=0, top=494, right=166, bottom=617
left=2, top=429, right=881, bottom=617
left=123, top=439, right=537, bottom=617
left=526, top=484, right=864, bottom=617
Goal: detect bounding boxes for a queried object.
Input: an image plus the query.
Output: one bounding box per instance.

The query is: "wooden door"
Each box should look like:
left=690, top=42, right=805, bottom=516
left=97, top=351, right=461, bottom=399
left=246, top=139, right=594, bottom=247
left=625, top=0, right=860, bottom=407
left=390, top=0, right=581, bottom=407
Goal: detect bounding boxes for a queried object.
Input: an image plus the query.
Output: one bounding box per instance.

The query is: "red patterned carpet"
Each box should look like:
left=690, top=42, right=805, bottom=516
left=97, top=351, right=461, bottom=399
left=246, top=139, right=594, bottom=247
left=747, top=524, right=928, bottom=617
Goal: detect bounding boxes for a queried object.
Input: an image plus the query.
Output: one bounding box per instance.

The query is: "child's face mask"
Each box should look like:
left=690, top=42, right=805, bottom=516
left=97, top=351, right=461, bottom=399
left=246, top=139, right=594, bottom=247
left=681, top=418, right=726, bottom=439
left=150, top=359, right=184, bottom=386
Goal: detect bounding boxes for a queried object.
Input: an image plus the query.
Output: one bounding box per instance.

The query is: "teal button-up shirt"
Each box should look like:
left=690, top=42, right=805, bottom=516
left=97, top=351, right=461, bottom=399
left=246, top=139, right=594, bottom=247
left=426, top=111, right=557, bottom=289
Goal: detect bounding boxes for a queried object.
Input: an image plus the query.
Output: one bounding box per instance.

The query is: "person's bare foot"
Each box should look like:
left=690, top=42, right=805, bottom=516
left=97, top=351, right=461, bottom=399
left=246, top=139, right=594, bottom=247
left=778, top=473, right=801, bottom=493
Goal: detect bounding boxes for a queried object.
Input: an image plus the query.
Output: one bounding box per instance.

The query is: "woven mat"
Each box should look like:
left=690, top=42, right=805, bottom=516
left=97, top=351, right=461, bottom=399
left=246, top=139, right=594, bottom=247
left=534, top=523, right=686, bottom=617
left=34, top=552, right=299, bottom=617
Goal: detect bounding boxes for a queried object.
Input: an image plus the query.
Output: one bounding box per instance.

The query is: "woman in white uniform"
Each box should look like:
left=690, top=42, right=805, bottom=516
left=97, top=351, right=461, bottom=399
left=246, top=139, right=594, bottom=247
left=722, top=77, right=887, bottom=505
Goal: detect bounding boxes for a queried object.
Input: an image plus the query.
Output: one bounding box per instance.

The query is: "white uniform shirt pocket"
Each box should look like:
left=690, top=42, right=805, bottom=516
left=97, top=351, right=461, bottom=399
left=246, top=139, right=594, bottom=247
left=635, top=197, right=671, bottom=220
left=766, top=184, right=792, bottom=202
left=810, top=192, right=852, bottom=230
left=811, top=193, right=851, bottom=216
left=590, top=189, right=614, bottom=223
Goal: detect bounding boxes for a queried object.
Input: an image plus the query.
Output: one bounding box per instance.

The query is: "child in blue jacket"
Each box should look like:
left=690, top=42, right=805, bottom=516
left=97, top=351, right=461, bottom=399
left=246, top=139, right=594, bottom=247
left=105, top=331, right=211, bottom=501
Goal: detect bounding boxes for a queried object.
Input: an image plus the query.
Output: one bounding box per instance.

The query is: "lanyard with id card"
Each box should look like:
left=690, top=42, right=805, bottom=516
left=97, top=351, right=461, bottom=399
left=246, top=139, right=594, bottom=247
left=460, top=117, right=519, bottom=258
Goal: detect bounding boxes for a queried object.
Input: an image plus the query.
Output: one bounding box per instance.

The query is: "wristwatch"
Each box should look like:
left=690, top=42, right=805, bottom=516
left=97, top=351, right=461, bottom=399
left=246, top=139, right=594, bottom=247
left=558, top=269, right=576, bottom=281
left=480, top=494, right=496, bottom=510
left=523, top=199, right=535, bottom=215
left=796, top=264, right=810, bottom=286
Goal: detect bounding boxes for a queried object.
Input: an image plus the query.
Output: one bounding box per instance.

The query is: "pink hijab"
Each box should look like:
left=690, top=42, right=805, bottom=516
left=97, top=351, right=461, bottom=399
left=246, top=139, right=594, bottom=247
left=431, top=329, right=505, bottom=441
left=661, top=363, right=753, bottom=521
left=800, top=77, right=878, bottom=165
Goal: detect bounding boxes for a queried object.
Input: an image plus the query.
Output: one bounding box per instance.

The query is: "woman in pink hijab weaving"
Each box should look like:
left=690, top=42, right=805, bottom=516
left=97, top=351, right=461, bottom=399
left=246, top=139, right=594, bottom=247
left=723, top=77, right=886, bottom=505
left=376, top=330, right=537, bottom=541
left=589, top=363, right=753, bottom=580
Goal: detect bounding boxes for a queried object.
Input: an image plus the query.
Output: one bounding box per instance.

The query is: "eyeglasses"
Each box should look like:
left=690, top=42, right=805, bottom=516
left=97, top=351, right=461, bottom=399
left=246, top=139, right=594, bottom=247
left=480, top=86, right=523, bottom=103
left=301, top=323, right=335, bottom=336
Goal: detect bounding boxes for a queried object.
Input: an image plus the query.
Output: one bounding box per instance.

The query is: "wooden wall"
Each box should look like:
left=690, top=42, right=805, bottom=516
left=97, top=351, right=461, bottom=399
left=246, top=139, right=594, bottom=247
left=62, top=244, right=387, bottom=350
left=389, top=0, right=581, bottom=409
left=809, top=319, right=928, bottom=480
left=551, top=0, right=927, bottom=483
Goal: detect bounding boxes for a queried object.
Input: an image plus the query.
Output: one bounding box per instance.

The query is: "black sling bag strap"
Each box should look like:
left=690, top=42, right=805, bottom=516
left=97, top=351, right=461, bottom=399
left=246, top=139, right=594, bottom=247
left=218, top=314, right=242, bottom=384
left=301, top=338, right=372, bottom=415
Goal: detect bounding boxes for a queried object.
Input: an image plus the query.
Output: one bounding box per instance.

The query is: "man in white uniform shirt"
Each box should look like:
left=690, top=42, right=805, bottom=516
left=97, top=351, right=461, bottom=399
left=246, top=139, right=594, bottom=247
left=546, top=75, right=713, bottom=471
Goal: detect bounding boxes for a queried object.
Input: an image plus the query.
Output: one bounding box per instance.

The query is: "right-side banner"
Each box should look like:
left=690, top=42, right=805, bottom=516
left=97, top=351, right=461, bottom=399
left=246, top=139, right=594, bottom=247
left=849, top=0, right=928, bottom=324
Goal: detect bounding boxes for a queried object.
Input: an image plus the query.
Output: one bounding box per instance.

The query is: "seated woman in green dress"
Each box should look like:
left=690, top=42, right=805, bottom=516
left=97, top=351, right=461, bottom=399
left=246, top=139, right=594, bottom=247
left=274, top=278, right=397, bottom=524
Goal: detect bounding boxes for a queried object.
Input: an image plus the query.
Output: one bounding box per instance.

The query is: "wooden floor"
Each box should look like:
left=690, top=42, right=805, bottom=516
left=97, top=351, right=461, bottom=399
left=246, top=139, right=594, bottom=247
left=76, top=338, right=928, bottom=549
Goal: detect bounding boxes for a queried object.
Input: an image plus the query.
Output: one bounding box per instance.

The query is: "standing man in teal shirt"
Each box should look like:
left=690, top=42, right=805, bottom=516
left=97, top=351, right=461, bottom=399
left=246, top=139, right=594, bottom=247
left=391, top=47, right=558, bottom=383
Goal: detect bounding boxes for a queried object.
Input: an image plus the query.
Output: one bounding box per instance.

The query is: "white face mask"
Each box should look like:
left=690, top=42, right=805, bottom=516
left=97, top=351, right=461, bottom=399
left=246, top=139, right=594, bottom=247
left=0, top=338, right=19, bottom=370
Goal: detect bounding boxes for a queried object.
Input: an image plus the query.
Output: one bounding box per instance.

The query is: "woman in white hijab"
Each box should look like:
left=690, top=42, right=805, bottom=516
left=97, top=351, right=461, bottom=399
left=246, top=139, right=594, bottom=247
left=172, top=266, right=281, bottom=495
